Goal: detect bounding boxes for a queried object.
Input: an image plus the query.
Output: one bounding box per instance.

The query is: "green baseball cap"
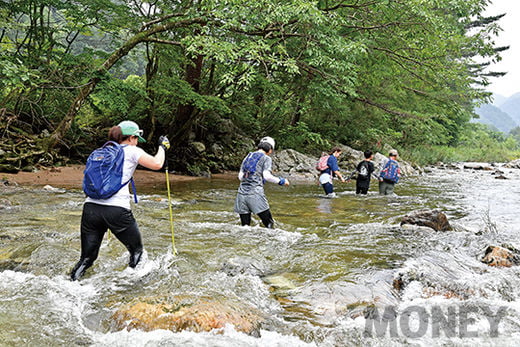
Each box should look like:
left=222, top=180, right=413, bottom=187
left=118, top=120, right=146, bottom=143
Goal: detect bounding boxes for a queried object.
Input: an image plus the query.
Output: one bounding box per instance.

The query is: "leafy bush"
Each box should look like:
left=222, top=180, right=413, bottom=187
left=277, top=122, right=330, bottom=153
left=404, top=123, right=520, bottom=165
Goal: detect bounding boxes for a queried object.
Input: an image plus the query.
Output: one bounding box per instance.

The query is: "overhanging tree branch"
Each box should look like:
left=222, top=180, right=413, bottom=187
left=354, top=96, right=422, bottom=119
left=46, top=16, right=206, bottom=149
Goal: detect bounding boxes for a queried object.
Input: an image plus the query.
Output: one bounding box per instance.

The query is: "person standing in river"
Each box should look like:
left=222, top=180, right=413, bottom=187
left=70, top=120, right=170, bottom=281
left=348, top=150, right=376, bottom=195
left=234, top=137, right=289, bottom=228
left=318, top=147, right=346, bottom=198
left=378, top=149, right=401, bottom=195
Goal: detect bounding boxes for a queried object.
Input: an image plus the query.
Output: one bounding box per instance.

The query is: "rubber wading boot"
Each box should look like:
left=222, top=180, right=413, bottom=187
left=129, top=250, right=143, bottom=268
left=70, top=258, right=93, bottom=281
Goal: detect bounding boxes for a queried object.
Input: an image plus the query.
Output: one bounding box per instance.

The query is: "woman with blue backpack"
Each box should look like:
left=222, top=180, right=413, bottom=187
left=70, top=120, right=170, bottom=281
left=378, top=149, right=401, bottom=195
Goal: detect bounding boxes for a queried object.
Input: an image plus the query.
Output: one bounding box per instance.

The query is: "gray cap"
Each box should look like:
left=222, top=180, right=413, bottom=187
left=389, top=149, right=398, bottom=157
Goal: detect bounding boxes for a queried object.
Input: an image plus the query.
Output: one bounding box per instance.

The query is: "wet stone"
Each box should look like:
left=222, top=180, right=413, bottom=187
left=112, top=298, right=264, bottom=336
left=400, top=209, right=452, bottom=231
left=0, top=198, right=12, bottom=209
left=481, top=245, right=520, bottom=267
left=221, top=257, right=266, bottom=277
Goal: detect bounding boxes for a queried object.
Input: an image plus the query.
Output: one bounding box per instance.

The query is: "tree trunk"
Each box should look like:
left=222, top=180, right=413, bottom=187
left=145, top=44, right=159, bottom=142
left=290, top=95, right=305, bottom=126
left=171, top=54, right=204, bottom=144
left=45, top=17, right=206, bottom=150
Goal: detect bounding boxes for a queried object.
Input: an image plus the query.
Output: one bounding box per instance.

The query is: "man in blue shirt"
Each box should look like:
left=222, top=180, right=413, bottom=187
left=318, top=147, right=345, bottom=197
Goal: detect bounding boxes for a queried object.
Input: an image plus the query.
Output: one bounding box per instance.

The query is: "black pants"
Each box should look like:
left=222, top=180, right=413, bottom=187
left=240, top=209, right=275, bottom=228
left=356, top=180, right=370, bottom=195
left=356, top=185, right=369, bottom=195
left=70, top=202, right=143, bottom=280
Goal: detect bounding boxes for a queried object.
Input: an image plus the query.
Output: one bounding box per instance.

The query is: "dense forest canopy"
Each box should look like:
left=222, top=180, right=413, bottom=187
left=0, top=0, right=512, bottom=174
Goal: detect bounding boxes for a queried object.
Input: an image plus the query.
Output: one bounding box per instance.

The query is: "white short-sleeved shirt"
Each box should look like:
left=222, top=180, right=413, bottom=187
left=85, top=145, right=146, bottom=209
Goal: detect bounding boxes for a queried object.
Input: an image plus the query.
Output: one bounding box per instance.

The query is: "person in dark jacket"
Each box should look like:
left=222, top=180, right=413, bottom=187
left=348, top=150, right=376, bottom=195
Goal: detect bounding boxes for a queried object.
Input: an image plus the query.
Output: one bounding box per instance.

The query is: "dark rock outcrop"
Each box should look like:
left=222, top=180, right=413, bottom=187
left=400, top=209, right=452, bottom=231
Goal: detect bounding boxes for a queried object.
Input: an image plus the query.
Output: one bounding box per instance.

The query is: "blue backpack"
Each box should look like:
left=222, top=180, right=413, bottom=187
left=380, top=159, right=399, bottom=183
left=83, top=141, right=137, bottom=202
left=242, top=152, right=265, bottom=178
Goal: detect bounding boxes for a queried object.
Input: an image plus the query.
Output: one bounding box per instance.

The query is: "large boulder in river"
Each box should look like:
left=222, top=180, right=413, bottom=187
left=481, top=245, right=520, bottom=267
left=400, top=209, right=452, bottom=231
left=112, top=298, right=263, bottom=336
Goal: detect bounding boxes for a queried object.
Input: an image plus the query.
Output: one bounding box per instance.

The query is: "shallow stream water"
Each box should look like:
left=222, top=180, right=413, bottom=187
left=2, top=165, right=520, bottom=346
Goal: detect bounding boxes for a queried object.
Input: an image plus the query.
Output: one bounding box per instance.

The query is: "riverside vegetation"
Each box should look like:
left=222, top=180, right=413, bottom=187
left=1, top=0, right=520, bottom=174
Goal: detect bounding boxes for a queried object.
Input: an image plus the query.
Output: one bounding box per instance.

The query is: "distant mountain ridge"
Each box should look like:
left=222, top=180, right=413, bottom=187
left=492, top=93, right=507, bottom=107
left=498, top=93, right=520, bottom=126
left=474, top=92, right=520, bottom=133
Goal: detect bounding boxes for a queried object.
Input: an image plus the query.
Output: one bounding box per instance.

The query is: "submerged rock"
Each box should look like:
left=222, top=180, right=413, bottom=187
left=392, top=268, right=476, bottom=300
left=481, top=245, right=520, bottom=267
left=262, top=273, right=299, bottom=292
left=400, top=209, right=452, bottom=231
left=112, top=298, right=263, bottom=336
left=221, top=256, right=266, bottom=277
left=0, top=198, right=12, bottom=209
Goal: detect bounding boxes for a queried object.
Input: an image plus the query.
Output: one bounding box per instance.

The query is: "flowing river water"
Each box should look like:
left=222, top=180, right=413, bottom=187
left=2, top=165, right=520, bottom=346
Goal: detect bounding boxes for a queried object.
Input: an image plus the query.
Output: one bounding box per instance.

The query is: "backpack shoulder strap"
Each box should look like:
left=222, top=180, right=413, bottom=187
left=102, top=140, right=120, bottom=148
left=130, top=177, right=138, bottom=203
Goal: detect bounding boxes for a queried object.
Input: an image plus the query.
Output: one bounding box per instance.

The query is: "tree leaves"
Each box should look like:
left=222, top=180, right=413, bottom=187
left=0, top=0, right=509, bottom=170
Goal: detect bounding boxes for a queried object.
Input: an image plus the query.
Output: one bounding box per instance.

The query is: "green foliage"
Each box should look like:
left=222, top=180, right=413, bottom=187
left=277, top=122, right=330, bottom=153
left=0, top=57, right=38, bottom=95
left=0, top=0, right=510, bottom=173
left=509, top=126, right=520, bottom=144
left=405, top=123, right=520, bottom=165
left=89, top=74, right=148, bottom=124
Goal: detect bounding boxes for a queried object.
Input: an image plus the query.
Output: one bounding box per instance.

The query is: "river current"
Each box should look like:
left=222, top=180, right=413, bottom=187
left=1, top=165, right=520, bottom=346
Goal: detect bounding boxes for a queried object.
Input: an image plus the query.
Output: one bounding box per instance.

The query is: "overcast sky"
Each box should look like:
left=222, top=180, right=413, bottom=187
left=484, top=0, right=519, bottom=97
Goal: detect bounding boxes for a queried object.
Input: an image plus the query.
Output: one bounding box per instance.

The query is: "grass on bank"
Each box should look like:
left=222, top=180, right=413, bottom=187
left=401, top=123, right=520, bottom=166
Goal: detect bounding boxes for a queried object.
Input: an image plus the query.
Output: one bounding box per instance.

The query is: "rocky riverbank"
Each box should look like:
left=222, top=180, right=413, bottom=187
left=1, top=145, right=420, bottom=188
